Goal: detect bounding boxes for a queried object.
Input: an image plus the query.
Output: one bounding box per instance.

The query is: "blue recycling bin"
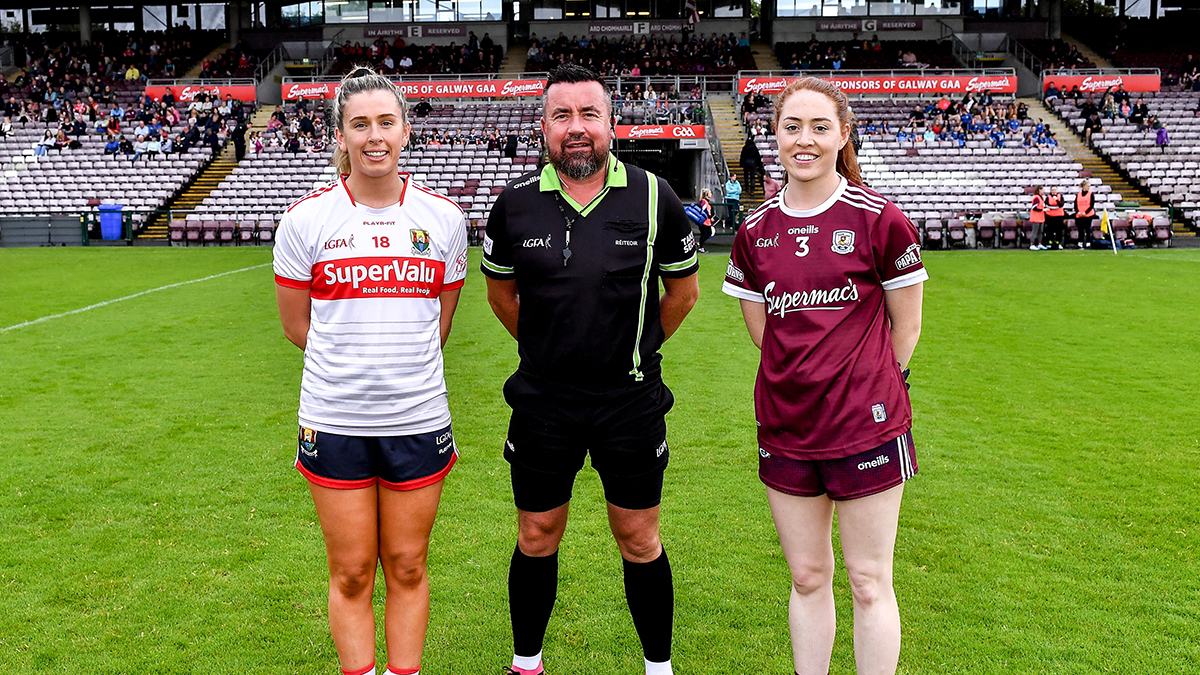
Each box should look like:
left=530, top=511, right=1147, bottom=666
left=98, top=204, right=124, bottom=240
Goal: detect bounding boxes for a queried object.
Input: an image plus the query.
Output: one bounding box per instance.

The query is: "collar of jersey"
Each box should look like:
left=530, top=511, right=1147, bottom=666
left=778, top=175, right=847, bottom=219
left=539, top=156, right=627, bottom=216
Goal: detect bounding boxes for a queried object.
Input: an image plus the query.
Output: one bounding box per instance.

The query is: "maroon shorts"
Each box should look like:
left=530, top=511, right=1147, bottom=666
left=759, top=431, right=917, bottom=501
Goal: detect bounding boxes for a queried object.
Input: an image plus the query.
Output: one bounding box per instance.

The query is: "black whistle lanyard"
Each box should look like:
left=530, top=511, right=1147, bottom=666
left=553, top=193, right=575, bottom=267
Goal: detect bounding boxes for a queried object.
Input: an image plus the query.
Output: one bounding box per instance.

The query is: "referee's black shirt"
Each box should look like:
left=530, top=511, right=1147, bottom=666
left=481, top=158, right=699, bottom=387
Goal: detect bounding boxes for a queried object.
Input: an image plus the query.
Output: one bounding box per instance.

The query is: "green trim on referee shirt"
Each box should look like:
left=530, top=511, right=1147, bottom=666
left=539, top=156, right=629, bottom=216
left=629, top=172, right=659, bottom=383
left=481, top=257, right=514, bottom=275
left=660, top=252, right=697, bottom=272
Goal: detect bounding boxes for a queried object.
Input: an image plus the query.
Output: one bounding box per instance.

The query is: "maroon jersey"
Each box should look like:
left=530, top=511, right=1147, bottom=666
left=722, top=177, right=928, bottom=460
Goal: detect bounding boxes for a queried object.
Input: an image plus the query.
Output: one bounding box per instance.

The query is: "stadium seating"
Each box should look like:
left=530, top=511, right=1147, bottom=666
left=1048, top=91, right=1200, bottom=229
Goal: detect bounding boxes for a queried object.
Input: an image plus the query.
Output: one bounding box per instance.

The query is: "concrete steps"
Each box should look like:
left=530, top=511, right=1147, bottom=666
left=1059, top=33, right=1112, bottom=69
left=501, top=44, right=527, bottom=74
left=750, top=42, right=781, bottom=72
left=142, top=146, right=238, bottom=239
left=710, top=96, right=764, bottom=214
left=183, top=44, right=231, bottom=79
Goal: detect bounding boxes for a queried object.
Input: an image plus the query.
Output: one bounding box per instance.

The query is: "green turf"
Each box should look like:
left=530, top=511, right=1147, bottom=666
left=0, top=247, right=1197, bottom=673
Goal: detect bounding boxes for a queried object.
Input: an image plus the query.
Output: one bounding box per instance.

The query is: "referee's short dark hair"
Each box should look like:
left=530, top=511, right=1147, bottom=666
left=543, top=64, right=612, bottom=120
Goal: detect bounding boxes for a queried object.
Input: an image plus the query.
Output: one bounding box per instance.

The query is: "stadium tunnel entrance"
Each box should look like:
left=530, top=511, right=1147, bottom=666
left=614, top=140, right=704, bottom=203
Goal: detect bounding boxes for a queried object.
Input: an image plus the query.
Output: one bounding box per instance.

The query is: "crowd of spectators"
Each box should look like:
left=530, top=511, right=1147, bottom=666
left=526, top=32, right=755, bottom=77
left=775, top=35, right=956, bottom=72
left=855, top=93, right=1044, bottom=148
left=1021, top=39, right=1094, bottom=73
left=1044, top=84, right=1168, bottom=145
left=330, top=32, right=503, bottom=76
left=2, top=86, right=250, bottom=162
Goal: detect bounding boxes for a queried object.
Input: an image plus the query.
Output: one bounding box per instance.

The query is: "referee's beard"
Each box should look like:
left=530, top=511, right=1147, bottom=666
left=548, top=133, right=609, bottom=181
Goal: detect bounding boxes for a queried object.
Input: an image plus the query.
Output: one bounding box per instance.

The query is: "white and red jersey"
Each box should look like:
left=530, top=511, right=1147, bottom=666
left=722, top=176, right=928, bottom=460
left=274, top=173, right=468, bottom=436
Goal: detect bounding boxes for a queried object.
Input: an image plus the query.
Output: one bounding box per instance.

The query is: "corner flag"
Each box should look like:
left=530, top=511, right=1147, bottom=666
left=1099, top=209, right=1118, bottom=255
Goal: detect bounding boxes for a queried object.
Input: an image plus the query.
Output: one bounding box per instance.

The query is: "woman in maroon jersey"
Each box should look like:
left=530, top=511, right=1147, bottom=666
left=722, top=77, right=926, bottom=675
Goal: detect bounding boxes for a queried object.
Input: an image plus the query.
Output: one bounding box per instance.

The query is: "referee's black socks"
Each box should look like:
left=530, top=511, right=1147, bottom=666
left=623, top=546, right=674, bottom=664
left=509, top=545, right=559, bottom=659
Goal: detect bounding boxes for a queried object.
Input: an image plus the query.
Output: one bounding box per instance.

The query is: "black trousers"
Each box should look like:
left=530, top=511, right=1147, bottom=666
left=1076, top=215, right=1093, bottom=244
left=1045, top=215, right=1065, bottom=246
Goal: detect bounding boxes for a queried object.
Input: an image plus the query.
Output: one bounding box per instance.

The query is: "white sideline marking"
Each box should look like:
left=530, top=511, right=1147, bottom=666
left=0, top=263, right=272, bottom=334
left=1125, top=253, right=1200, bottom=263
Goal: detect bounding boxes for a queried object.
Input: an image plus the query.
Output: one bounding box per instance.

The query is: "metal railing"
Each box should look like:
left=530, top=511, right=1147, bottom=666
left=146, top=77, right=257, bottom=87
left=254, top=43, right=287, bottom=84
left=0, top=46, right=14, bottom=70
left=315, top=29, right=346, bottom=77
left=1006, top=38, right=1042, bottom=77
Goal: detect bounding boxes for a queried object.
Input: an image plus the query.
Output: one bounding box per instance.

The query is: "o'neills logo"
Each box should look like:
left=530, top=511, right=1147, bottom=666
left=501, top=80, right=545, bottom=97
left=628, top=125, right=665, bottom=138
left=763, top=278, right=859, bottom=318
left=179, top=86, right=217, bottom=102
left=1080, top=75, right=1123, bottom=92
left=287, top=83, right=334, bottom=99
left=743, top=77, right=788, bottom=94
left=857, top=455, right=890, bottom=471
left=966, top=76, right=1011, bottom=93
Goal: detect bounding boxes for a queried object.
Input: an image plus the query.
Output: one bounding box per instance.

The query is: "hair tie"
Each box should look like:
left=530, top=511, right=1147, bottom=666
left=349, top=67, right=372, bottom=79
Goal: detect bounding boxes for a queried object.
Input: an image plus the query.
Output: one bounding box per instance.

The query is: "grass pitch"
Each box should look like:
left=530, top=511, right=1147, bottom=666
left=0, top=247, right=1197, bottom=674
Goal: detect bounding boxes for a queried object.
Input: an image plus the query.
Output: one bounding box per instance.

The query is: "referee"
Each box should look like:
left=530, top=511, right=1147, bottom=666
left=481, top=64, right=699, bottom=675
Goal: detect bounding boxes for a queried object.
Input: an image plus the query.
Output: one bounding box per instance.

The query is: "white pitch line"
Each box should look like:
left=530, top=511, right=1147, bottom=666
left=0, top=263, right=272, bottom=334
left=1124, top=253, right=1200, bottom=263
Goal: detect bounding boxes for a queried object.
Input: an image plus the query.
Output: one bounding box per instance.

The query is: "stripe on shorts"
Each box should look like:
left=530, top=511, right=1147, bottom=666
left=899, top=433, right=914, bottom=481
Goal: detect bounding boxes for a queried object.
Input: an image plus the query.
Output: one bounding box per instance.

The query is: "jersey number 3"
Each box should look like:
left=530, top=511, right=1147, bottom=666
left=795, top=236, right=810, bottom=258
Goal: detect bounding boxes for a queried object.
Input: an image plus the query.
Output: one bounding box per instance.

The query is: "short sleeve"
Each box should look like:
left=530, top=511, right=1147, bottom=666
left=874, top=202, right=928, bottom=291
left=653, top=176, right=699, bottom=279
left=443, top=209, right=469, bottom=290
left=721, top=223, right=762, bottom=302
left=480, top=189, right=515, bottom=279
left=273, top=210, right=314, bottom=289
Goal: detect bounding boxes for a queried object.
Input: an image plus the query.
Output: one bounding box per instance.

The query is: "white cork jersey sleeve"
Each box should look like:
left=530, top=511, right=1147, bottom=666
left=274, top=175, right=466, bottom=436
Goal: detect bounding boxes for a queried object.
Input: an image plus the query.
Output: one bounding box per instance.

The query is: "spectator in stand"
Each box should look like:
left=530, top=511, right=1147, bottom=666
left=1073, top=179, right=1095, bottom=248
left=118, top=134, right=134, bottom=158
left=233, top=119, right=248, bottom=161
left=1130, top=96, right=1149, bottom=126
left=35, top=129, right=55, bottom=155
left=1084, top=112, right=1103, bottom=147
left=697, top=188, right=716, bottom=252
left=1156, top=124, right=1170, bottom=153
left=203, top=126, right=220, bottom=152
left=1044, top=83, right=1061, bottom=103
left=0, top=116, right=11, bottom=138
left=763, top=172, right=782, bottom=201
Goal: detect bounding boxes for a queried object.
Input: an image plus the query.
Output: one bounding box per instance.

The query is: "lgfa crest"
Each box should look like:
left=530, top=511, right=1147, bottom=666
left=831, top=229, right=855, bottom=255
left=410, top=229, right=432, bottom=255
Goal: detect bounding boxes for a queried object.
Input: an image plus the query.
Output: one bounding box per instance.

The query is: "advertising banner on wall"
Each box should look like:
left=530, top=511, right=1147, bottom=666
left=615, top=124, right=706, bottom=140
left=282, top=79, right=547, bottom=100
left=363, top=24, right=469, bottom=38
left=815, top=19, right=924, bottom=32
left=145, top=84, right=258, bottom=102
left=738, top=73, right=1017, bottom=95
left=586, top=20, right=687, bottom=34
left=1041, top=73, right=1160, bottom=93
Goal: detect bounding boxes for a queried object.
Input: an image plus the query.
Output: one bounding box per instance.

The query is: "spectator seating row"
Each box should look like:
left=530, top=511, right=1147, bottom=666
left=773, top=40, right=957, bottom=71
left=921, top=216, right=1170, bottom=249
left=169, top=218, right=275, bottom=246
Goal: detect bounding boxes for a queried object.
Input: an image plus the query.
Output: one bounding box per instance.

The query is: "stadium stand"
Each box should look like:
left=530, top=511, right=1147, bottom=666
left=1048, top=90, right=1199, bottom=230
left=328, top=35, right=504, bottom=76
left=527, top=33, right=754, bottom=78
left=772, top=39, right=956, bottom=72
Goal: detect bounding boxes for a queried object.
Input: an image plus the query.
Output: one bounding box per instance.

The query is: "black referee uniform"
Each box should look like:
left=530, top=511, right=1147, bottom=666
left=481, top=157, right=699, bottom=512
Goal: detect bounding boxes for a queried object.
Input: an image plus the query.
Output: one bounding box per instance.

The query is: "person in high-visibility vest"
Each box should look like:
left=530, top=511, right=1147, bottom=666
left=1029, top=185, right=1047, bottom=250
left=1073, top=179, right=1096, bottom=248
left=1045, top=186, right=1066, bottom=250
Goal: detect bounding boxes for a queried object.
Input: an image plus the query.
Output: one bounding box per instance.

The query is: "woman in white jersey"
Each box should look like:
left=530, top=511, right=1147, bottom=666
left=722, top=78, right=926, bottom=674
left=274, top=67, right=468, bottom=675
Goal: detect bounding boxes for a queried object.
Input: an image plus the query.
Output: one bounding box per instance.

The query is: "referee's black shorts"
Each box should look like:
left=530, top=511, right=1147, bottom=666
left=502, top=369, right=675, bottom=513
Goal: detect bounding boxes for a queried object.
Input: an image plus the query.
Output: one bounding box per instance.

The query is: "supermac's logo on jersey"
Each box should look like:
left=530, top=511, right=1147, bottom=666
left=895, top=243, right=922, bottom=271
left=831, top=230, right=856, bottom=255
left=763, top=279, right=860, bottom=318
left=726, top=260, right=745, bottom=283
left=410, top=229, right=432, bottom=256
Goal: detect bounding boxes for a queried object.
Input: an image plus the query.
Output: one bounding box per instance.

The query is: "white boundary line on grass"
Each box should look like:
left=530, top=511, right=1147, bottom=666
left=0, top=263, right=272, bottom=334
left=1125, top=253, right=1200, bottom=263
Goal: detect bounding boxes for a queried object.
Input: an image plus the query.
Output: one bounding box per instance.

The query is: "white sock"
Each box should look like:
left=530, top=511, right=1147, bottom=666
left=512, top=651, right=543, bottom=670
left=384, top=669, right=417, bottom=675
left=645, top=657, right=672, bottom=675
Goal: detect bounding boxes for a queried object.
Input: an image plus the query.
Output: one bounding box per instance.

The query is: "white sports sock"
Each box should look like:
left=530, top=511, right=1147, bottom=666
left=512, top=650, right=543, bottom=670
left=384, top=669, right=418, bottom=675
left=645, top=657, right=672, bottom=675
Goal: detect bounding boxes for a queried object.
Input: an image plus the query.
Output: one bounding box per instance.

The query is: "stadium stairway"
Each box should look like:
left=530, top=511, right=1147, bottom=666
left=710, top=97, right=764, bottom=215
left=1059, top=34, right=1113, bottom=69
left=183, top=44, right=232, bottom=79
left=750, top=42, right=782, bottom=73
left=1032, top=98, right=1195, bottom=240
left=501, top=45, right=527, bottom=74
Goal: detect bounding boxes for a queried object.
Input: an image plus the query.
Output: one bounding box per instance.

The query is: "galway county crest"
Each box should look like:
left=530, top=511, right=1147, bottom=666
left=831, top=229, right=856, bottom=255
left=410, top=229, right=432, bottom=255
